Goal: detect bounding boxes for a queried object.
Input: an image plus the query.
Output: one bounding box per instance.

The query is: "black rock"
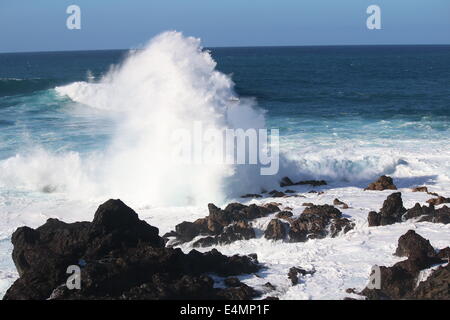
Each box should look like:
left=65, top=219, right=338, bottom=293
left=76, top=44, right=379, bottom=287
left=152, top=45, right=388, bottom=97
left=361, top=231, right=448, bottom=300
left=365, top=175, right=397, bottom=191
left=169, top=202, right=279, bottom=247
left=289, top=205, right=354, bottom=242
left=368, top=192, right=406, bottom=227
left=280, top=176, right=295, bottom=187
left=367, top=211, right=381, bottom=227
left=276, top=211, right=293, bottom=220
left=288, top=267, right=315, bottom=285
left=4, top=200, right=261, bottom=300
left=264, top=219, right=288, bottom=240
left=394, top=230, right=436, bottom=259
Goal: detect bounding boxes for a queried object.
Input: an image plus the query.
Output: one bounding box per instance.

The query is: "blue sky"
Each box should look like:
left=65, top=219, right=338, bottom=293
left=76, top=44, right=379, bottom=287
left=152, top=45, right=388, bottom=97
left=0, top=0, right=449, bottom=52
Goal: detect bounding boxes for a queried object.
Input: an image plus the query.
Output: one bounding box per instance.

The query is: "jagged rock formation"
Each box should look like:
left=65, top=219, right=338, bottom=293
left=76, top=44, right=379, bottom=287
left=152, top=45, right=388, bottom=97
left=3, top=200, right=261, bottom=300
left=288, top=205, right=354, bottom=242
left=166, top=202, right=280, bottom=246
left=279, top=176, right=327, bottom=188
left=288, top=267, right=316, bottom=285
left=368, top=193, right=450, bottom=227
left=264, top=219, right=288, bottom=240
left=360, top=230, right=449, bottom=300
left=365, top=176, right=397, bottom=191
left=368, top=192, right=406, bottom=226
left=427, top=196, right=450, bottom=206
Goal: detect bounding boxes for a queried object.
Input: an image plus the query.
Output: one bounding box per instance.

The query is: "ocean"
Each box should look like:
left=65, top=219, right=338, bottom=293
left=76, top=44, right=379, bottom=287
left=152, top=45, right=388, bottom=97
left=0, top=32, right=449, bottom=298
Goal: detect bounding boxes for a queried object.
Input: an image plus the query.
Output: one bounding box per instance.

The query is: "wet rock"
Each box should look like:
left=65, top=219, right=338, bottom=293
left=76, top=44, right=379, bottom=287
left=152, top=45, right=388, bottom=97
left=403, top=203, right=435, bottom=221
left=170, top=202, right=279, bottom=246
left=3, top=200, right=261, bottom=300
left=426, top=196, right=450, bottom=206
left=368, top=192, right=406, bottom=227
left=264, top=219, right=288, bottom=240
left=284, top=189, right=296, bottom=194
left=288, top=267, right=315, bottom=285
left=333, top=198, right=349, bottom=209
left=280, top=176, right=295, bottom=187
left=302, top=204, right=341, bottom=218
left=412, top=186, right=428, bottom=193
left=191, top=236, right=217, bottom=248
left=412, top=264, right=450, bottom=299
left=365, top=175, right=397, bottom=191
left=263, top=282, right=276, bottom=291
left=330, top=217, right=355, bottom=237
left=417, top=206, right=450, bottom=224
left=174, top=221, right=204, bottom=242
left=394, top=230, right=436, bottom=259
left=240, top=194, right=262, bottom=199
left=308, top=190, right=324, bottom=194
left=437, top=247, right=450, bottom=260
left=361, top=264, right=416, bottom=300
left=379, top=192, right=406, bottom=223
left=262, top=203, right=281, bottom=212
left=406, top=205, right=450, bottom=224
left=302, top=203, right=314, bottom=207
left=289, top=205, right=354, bottom=242
left=268, top=190, right=286, bottom=198
left=280, top=177, right=327, bottom=187
left=276, top=211, right=293, bottom=220
left=193, top=221, right=255, bottom=247
left=361, top=231, right=448, bottom=300
left=296, top=180, right=327, bottom=187
left=217, top=283, right=259, bottom=300
left=224, top=277, right=241, bottom=287
left=367, top=211, right=381, bottom=227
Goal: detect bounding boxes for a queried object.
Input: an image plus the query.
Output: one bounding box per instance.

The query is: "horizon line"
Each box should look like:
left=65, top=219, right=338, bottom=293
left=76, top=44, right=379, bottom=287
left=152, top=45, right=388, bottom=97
left=1, top=43, right=450, bottom=55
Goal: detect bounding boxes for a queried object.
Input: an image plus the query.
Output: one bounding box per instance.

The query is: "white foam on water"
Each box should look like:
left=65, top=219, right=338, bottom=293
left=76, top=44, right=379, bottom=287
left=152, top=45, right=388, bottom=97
left=0, top=32, right=449, bottom=299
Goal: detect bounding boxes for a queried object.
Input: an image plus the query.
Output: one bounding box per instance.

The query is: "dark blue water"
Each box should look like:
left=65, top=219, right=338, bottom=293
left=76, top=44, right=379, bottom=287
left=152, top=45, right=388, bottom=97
left=1, top=45, right=449, bottom=171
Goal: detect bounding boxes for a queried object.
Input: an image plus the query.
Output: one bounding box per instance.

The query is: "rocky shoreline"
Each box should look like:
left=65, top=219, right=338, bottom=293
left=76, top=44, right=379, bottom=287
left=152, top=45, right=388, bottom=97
left=2, top=176, right=450, bottom=300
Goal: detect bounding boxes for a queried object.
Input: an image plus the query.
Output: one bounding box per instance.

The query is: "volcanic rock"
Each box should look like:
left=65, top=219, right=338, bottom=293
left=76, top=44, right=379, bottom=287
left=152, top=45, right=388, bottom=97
left=168, top=202, right=280, bottom=246
left=296, top=180, right=327, bottom=187
left=264, top=219, right=288, bottom=240
left=4, top=200, right=261, bottom=300
left=365, top=176, right=397, bottom=191
left=400, top=203, right=450, bottom=225
left=240, top=194, right=262, bottom=199
left=403, top=203, right=435, bottom=221
left=426, top=196, right=450, bottom=206
left=193, top=221, right=255, bottom=247
left=276, top=211, right=293, bottom=220
left=333, top=198, right=349, bottom=209
left=289, top=205, right=354, bottom=242
left=394, top=230, right=436, bottom=259
left=288, top=267, right=315, bottom=285
left=361, top=231, right=448, bottom=300
left=268, top=190, right=286, bottom=198
left=280, top=177, right=295, bottom=187
left=367, top=192, right=406, bottom=227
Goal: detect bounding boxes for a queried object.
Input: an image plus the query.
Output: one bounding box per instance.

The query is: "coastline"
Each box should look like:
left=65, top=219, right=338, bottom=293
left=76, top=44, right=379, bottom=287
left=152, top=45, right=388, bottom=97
left=1, top=176, right=449, bottom=299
